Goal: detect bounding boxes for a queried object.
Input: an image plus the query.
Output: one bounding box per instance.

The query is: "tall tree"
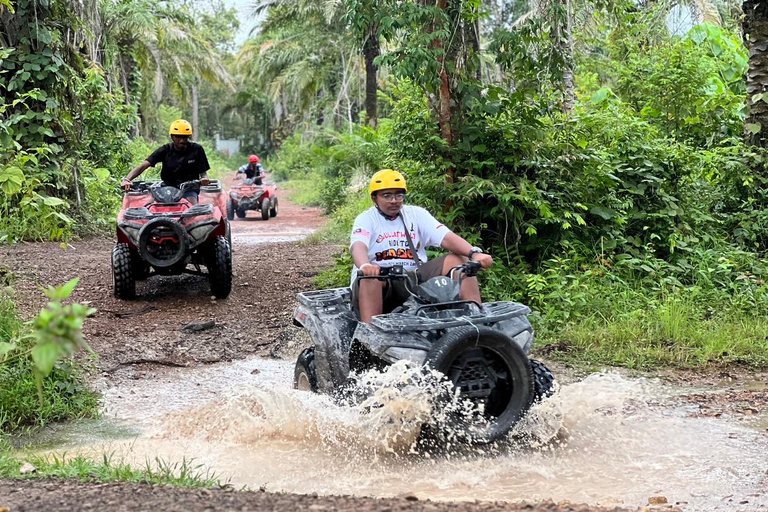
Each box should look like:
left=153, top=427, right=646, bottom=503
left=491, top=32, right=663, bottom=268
left=239, top=0, right=362, bottom=131
left=743, top=0, right=768, bottom=147
left=345, top=0, right=381, bottom=127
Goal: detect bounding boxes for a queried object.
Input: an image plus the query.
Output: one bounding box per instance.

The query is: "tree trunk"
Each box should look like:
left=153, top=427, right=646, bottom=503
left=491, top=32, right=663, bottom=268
left=744, top=0, right=768, bottom=147
left=433, top=0, right=455, bottom=184
left=363, top=26, right=380, bottom=128
left=192, top=83, right=199, bottom=141
left=554, top=0, right=575, bottom=112
left=120, top=54, right=140, bottom=138
left=466, top=16, right=482, bottom=80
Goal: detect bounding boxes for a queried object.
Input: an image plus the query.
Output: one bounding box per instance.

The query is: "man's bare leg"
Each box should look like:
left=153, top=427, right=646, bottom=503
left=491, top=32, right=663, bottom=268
left=358, top=279, right=385, bottom=323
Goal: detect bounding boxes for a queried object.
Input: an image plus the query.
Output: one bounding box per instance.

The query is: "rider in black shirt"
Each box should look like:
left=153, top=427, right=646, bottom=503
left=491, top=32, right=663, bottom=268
left=121, top=119, right=211, bottom=203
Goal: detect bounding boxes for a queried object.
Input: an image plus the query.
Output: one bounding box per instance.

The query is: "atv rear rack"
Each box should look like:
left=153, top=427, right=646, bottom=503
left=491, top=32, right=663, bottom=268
left=370, top=301, right=531, bottom=332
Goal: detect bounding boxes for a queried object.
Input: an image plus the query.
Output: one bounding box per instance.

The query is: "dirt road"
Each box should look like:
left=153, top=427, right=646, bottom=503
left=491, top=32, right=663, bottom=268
left=1, top=188, right=766, bottom=512
left=1, top=186, right=329, bottom=375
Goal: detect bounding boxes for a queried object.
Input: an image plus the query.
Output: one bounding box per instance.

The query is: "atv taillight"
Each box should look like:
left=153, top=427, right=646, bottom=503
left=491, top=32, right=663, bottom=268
left=150, top=235, right=179, bottom=244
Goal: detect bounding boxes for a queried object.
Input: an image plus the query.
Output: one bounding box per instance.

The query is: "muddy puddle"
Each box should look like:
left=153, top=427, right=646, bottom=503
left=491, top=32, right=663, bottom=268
left=15, top=358, right=768, bottom=511
left=232, top=231, right=315, bottom=245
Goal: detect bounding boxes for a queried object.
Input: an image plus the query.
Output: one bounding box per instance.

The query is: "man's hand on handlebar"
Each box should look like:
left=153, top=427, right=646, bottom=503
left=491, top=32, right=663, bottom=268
left=200, top=177, right=210, bottom=186
left=121, top=178, right=132, bottom=192
left=472, top=253, right=493, bottom=269
left=359, top=263, right=381, bottom=276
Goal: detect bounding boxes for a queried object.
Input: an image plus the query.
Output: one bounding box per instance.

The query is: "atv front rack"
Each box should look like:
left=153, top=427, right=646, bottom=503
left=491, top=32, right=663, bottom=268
left=370, top=301, right=531, bottom=332
left=297, top=288, right=351, bottom=309
left=123, top=203, right=214, bottom=220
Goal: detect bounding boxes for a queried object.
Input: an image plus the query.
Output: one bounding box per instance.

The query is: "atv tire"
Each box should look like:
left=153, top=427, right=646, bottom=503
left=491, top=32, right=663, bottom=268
left=138, top=217, right=188, bottom=268
left=226, top=198, right=235, bottom=221
left=236, top=207, right=247, bottom=219
left=269, top=197, right=278, bottom=218
left=207, top=236, right=232, bottom=299
left=530, top=359, right=555, bottom=402
left=425, top=326, right=534, bottom=444
left=261, top=200, right=270, bottom=220
left=112, top=243, right=136, bottom=299
left=293, top=347, right=318, bottom=392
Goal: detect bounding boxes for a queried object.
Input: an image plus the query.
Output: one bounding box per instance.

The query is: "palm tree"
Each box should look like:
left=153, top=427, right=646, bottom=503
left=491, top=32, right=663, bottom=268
left=98, top=0, right=231, bottom=138
left=743, top=0, right=768, bottom=147
left=238, top=1, right=362, bottom=131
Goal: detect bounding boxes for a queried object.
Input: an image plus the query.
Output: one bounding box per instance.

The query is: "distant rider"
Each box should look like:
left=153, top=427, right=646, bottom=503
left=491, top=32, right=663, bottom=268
left=349, top=169, right=494, bottom=323
left=235, top=155, right=265, bottom=185
left=121, top=119, right=211, bottom=203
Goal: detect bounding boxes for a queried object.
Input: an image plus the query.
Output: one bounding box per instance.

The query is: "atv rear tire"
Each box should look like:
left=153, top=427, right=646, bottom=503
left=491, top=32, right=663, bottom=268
left=530, top=359, right=555, bottom=402
left=425, top=326, right=534, bottom=444
left=261, top=200, right=270, bottom=220
left=293, top=347, right=318, bottom=392
left=226, top=198, right=235, bottom=221
left=112, top=243, right=136, bottom=299
left=269, top=197, right=278, bottom=218
left=207, top=236, right=232, bottom=299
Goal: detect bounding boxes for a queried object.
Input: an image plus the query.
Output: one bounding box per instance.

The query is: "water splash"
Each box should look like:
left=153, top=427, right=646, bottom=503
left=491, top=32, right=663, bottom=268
left=41, top=358, right=768, bottom=510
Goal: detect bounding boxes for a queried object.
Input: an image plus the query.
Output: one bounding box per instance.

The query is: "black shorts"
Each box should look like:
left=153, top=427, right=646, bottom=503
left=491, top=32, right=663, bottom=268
left=351, top=255, right=448, bottom=312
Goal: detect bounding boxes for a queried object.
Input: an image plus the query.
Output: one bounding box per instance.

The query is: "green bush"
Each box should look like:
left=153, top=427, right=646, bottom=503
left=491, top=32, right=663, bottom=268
left=267, top=125, right=388, bottom=213
left=0, top=281, right=98, bottom=433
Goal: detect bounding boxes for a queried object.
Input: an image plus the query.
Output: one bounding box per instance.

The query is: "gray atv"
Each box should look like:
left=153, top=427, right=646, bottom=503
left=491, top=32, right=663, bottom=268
left=292, top=260, right=555, bottom=445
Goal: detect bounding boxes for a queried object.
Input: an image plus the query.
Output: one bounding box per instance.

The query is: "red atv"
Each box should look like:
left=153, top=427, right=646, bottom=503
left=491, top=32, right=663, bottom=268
left=112, top=180, right=232, bottom=300
left=227, top=177, right=278, bottom=221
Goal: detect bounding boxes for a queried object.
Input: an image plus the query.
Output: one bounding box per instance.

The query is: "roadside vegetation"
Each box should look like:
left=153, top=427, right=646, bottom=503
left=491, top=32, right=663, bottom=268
left=0, top=280, right=98, bottom=433
left=265, top=13, right=768, bottom=372
left=0, top=443, right=224, bottom=488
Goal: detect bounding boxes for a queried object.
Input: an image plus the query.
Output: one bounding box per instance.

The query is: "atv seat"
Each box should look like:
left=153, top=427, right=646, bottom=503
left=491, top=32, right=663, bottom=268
left=124, top=207, right=151, bottom=220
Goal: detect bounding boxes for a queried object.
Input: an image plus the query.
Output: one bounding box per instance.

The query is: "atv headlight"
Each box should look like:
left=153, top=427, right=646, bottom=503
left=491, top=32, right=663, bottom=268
left=383, top=347, right=427, bottom=365
left=231, top=192, right=239, bottom=199
left=189, top=224, right=216, bottom=243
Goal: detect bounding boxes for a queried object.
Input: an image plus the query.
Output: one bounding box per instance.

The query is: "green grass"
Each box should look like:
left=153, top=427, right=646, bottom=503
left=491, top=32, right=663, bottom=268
left=281, top=177, right=324, bottom=206
left=0, top=443, right=225, bottom=488
left=536, top=292, right=768, bottom=370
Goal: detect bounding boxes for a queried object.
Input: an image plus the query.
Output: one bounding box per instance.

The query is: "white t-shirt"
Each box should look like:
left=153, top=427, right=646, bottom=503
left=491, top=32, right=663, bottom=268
left=349, top=205, right=451, bottom=286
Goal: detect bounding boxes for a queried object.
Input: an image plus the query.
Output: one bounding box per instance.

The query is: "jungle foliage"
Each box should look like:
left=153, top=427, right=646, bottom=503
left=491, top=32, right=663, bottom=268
left=271, top=1, right=768, bottom=369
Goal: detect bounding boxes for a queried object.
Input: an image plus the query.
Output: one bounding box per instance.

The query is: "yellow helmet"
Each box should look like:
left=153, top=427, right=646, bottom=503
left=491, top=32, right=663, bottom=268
left=169, top=119, right=192, bottom=136
left=369, top=169, right=407, bottom=194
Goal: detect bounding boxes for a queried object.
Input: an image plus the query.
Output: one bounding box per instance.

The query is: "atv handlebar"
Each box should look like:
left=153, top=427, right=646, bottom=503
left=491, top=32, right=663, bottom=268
left=356, top=264, right=408, bottom=281
left=449, top=260, right=482, bottom=279
left=356, top=260, right=483, bottom=280
left=127, top=179, right=201, bottom=193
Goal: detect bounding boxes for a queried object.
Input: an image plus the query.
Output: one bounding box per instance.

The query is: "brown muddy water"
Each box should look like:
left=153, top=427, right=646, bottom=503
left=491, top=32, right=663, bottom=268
left=17, top=358, right=768, bottom=511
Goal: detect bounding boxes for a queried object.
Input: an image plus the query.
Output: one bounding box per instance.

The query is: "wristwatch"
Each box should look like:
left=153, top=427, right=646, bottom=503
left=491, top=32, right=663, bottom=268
left=468, top=247, right=483, bottom=260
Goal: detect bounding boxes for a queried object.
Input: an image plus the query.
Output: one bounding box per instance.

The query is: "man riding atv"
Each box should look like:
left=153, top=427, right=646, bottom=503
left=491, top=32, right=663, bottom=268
left=235, top=155, right=265, bottom=185
left=351, top=169, right=493, bottom=323
left=121, top=119, right=210, bottom=203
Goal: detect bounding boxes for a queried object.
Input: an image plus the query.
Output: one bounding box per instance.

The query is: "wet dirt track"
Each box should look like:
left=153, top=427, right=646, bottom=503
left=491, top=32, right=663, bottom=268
left=1, top=188, right=768, bottom=512
left=0, top=479, right=639, bottom=512
left=0, top=186, right=329, bottom=375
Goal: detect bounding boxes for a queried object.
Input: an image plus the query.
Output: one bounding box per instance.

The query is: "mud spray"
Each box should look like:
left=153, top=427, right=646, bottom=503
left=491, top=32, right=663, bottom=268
left=31, top=357, right=768, bottom=510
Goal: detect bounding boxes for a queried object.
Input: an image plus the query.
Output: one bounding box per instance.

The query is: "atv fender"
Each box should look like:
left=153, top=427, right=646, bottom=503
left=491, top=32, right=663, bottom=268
left=351, top=322, right=432, bottom=366
left=293, top=301, right=356, bottom=392
left=492, top=316, right=534, bottom=355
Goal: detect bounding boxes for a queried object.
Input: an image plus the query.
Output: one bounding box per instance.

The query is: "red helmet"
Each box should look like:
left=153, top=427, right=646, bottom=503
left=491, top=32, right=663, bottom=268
left=249, top=155, right=260, bottom=163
